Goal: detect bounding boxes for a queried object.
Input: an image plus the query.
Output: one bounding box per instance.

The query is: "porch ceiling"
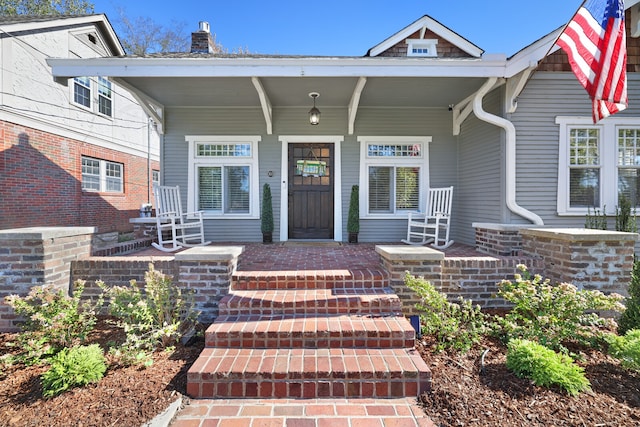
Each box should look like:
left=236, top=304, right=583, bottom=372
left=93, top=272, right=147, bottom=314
left=118, top=75, right=488, bottom=109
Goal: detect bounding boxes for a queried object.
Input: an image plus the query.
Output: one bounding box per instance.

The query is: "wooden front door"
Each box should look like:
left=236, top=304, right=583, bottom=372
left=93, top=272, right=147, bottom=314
left=288, top=143, right=334, bottom=239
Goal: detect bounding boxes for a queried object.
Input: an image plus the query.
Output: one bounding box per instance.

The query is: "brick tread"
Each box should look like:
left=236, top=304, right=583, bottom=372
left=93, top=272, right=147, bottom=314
left=232, top=269, right=388, bottom=290
left=219, top=288, right=402, bottom=316
left=205, top=313, right=415, bottom=349
left=187, top=347, right=431, bottom=398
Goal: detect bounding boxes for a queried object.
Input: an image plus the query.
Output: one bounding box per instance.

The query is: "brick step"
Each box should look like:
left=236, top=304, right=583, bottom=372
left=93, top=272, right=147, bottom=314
left=186, top=348, right=431, bottom=399
left=218, top=288, right=402, bottom=316
left=205, top=314, right=416, bottom=349
left=232, top=269, right=388, bottom=290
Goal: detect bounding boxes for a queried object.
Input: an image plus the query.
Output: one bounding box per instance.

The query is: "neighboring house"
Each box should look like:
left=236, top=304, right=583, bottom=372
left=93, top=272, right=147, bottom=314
left=0, top=15, right=160, bottom=235
left=47, top=3, right=640, bottom=245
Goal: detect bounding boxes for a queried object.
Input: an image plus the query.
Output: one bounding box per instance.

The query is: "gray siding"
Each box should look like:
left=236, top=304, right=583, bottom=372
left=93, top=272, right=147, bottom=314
left=511, top=72, right=640, bottom=228
left=162, top=106, right=459, bottom=243
left=456, top=90, right=505, bottom=245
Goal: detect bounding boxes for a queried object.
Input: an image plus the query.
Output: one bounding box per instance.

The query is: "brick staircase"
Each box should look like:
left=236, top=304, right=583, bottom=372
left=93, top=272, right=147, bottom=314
left=186, top=268, right=431, bottom=399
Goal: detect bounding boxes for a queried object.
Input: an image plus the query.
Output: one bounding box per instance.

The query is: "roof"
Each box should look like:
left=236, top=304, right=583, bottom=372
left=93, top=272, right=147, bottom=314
left=0, top=13, right=125, bottom=56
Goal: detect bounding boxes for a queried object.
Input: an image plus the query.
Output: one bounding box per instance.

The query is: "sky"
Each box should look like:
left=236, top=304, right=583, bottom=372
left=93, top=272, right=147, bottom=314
left=90, top=0, right=583, bottom=57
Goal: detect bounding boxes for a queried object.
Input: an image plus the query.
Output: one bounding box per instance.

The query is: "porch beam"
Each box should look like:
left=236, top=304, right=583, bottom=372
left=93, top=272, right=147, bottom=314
left=113, top=77, right=165, bottom=134
left=251, top=77, right=273, bottom=135
left=347, top=77, right=367, bottom=135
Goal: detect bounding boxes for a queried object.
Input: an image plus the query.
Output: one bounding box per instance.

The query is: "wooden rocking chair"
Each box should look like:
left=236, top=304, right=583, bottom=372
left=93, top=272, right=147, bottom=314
left=401, top=186, right=454, bottom=249
left=152, top=184, right=210, bottom=252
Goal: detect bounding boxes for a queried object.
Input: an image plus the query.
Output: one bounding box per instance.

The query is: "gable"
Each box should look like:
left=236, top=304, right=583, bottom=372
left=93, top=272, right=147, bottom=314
left=367, top=15, right=483, bottom=58
left=70, top=29, right=111, bottom=57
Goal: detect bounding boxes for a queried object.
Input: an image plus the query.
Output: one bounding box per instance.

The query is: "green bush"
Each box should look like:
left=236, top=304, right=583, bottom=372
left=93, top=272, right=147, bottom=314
left=618, top=259, right=640, bottom=335
left=615, top=194, right=638, bottom=232
left=41, top=344, right=106, bottom=398
left=607, top=329, right=640, bottom=372
left=347, top=185, right=360, bottom=234
left=506, top=339, right=590, bottom=396
left=261, top=183, right=274, bottom=234
left=494, top=264, right=625, bottom=353
left=99, top=264, right=200, bottom=365
left=4, top=281, right=101, bottom=364
left=405, top=272, right=486, bottom=352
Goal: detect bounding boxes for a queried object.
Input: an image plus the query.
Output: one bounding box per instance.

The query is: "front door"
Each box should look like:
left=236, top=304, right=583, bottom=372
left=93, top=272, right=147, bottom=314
left=288, top=143, right=334, bottom=239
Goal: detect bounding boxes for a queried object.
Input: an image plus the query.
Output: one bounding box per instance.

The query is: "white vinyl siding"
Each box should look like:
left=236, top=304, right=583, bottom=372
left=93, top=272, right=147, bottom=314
left=358, top=136, right=430, bottom=218
left=186, top=135, right=261, bottom=219
left=557, top=116, right=640, bottom=214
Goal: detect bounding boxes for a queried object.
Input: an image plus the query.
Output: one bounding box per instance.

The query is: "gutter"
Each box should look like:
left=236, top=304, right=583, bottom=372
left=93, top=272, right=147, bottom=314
left=472, top=77, right=544, bottom=225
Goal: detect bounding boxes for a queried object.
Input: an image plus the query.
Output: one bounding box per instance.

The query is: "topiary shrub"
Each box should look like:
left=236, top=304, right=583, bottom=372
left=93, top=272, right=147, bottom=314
left=41, top=344, right=106, bottom=398
left=261, top=183, right=274, bottom=243
left=347, top=185, right=359, bottom=243
left=506, top=339, right=590, bottom=396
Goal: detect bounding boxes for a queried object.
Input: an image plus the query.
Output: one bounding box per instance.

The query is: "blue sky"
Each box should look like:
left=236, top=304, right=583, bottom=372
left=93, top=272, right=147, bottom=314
left=91, top=0, right=581, bottom=56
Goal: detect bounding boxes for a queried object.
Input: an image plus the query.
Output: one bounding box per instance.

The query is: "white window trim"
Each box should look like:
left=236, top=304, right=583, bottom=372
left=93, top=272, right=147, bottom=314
left=406, top=39, right=438, bottom=57
left=358, top=136, right=431, bottom=219
left=71, top=76, right=114, bottom=119
left=556, top=116, right=640, bottom=216
left=81, top=156, right=123, bottom=193
left=185, top=135, right=261, bottom=219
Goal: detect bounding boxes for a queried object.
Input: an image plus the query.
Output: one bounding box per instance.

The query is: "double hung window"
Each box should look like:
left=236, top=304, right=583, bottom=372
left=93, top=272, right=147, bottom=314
left=358, top=136, right=431, bottom=217
left=73, top=76, right=113, bottom=117
left=186, top=136, right=261, bottom=218
left=81, top=156, right=123, bottom=193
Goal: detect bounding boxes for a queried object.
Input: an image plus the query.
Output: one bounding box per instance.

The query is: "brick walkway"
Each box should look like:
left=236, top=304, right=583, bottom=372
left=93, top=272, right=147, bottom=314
left=170, top=397, right=436, bottom=427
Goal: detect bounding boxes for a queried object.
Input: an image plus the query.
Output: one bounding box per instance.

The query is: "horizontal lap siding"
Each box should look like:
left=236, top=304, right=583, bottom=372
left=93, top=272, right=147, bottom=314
left=457, top=91, right=503, bottom=245
left=353, top=108, right=458, bottom=242
left=511, top=73, right=640, bottom=227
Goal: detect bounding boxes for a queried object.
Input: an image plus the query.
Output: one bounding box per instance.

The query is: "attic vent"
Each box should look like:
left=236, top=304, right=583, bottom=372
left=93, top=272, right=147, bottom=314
left=406, top=39, right=438, bottom=57
left=88, top=34, right=97, bottom=44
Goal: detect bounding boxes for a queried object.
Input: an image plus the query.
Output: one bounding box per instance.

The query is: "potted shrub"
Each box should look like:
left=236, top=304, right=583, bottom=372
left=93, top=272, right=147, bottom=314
left=347, top=185, right=360, bottom=243
left=261, top=183, right=274, bottom=243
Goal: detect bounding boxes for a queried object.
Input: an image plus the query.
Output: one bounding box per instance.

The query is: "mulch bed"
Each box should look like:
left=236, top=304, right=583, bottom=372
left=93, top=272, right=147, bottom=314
left=1, top=318, right=640, bottom=426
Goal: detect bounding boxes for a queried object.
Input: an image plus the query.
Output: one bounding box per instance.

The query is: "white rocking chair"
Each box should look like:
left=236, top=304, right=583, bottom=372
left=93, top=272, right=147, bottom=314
left=152, top=184, right=211, bottom=252
left=401, top=186, right=454, bottom=249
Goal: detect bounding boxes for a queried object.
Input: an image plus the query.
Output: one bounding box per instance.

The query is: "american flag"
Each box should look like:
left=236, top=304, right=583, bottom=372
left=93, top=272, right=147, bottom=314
left=556, top=0, right=627, bottom=123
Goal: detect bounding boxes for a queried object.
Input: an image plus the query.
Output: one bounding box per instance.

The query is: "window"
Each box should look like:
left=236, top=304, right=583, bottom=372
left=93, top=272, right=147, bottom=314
left=72, top=76, right=113, bottom=117
left=97, top=77, right=112, bottom=117
left=557, top=117, right=640, bottom=214
left=74, top=77, right=91, bottom=108
left=81, top=156, right=123, bottom=193
left=186, top=136, right=261, bottom=218
left=406, top=39, right=438, bottom=57
left=358, top=136, right=431, bottom=218
left=152, top=170, right=160, bottom=185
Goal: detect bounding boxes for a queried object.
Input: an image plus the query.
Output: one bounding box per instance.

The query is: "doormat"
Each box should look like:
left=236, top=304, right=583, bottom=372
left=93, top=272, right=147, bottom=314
left=283, top=241, right=342, bottom=247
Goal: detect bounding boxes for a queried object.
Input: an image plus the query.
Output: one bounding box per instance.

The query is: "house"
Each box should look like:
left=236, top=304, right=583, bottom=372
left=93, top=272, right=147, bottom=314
left=0, top=15, right=160, bottom=237
left=46, top=2, right=640, bottom=246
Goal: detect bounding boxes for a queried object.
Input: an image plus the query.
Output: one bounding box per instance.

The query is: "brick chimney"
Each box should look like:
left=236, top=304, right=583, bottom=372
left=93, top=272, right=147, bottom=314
left=191, top=21, right=217, bottom=54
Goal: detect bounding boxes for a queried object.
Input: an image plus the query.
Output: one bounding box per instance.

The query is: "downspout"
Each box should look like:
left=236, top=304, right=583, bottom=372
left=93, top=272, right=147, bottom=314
left=472, top=77, right=544, bottom=225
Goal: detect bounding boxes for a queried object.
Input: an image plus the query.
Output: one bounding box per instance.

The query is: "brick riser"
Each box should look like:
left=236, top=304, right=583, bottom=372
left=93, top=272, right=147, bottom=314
left=186, top=348, right=430, bottom=399
left=206, top=314, right=415, bottom=348
left=232, top=269, right=388, bottom=290
left=187, top=268, right=432, bottom=399
left=218, top=288, right=402, bottom=316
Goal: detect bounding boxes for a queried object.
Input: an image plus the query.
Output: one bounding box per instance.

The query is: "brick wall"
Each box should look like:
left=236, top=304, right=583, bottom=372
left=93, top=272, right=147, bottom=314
left=0, top=120, right=159, bottom=234
left=0, top=227, right=94, bottom=331
left=521, top=228, right=636, bottom=296
left=474, top=223, right=524, bottom=256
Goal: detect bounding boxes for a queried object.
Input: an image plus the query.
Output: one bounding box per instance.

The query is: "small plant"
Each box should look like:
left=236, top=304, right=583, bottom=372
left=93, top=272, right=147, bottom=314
left=4, top=281, right=101, bottom=363
left=405, top=272, right=486, bottom=352
left=585, top=205, right=607, bottom=230
left=99, top=264, right=200, bottom=366
left=494, top=264, right=625, bottom=353
left=615, top=194, right=638, bottom=232
left=506, top=338, right=590, bottom=396
left=618, top=258, right=640, bottom=335
left=347, top=185, right=360, bottom=243
left=607, top=329, right=640, bottom=372
left=41, top=344, right=106, bottom=398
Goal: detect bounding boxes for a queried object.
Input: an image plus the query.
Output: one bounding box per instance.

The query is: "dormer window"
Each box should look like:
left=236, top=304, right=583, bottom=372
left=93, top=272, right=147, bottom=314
left=406, top=39, right=438, bottom=57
